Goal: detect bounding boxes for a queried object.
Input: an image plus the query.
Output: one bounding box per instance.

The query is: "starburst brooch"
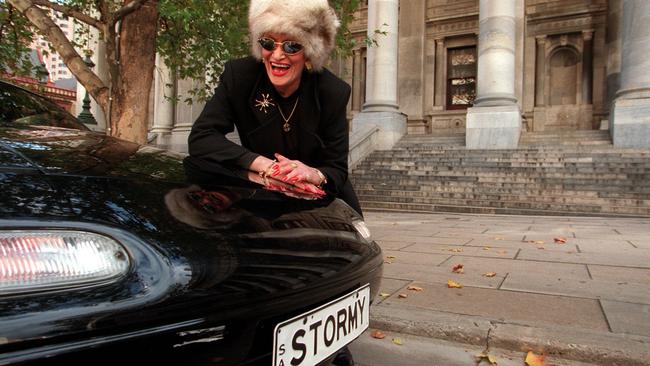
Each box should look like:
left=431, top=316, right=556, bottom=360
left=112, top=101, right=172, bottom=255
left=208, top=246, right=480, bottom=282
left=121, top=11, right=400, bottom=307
left=254, top=93, right=275, bottom=114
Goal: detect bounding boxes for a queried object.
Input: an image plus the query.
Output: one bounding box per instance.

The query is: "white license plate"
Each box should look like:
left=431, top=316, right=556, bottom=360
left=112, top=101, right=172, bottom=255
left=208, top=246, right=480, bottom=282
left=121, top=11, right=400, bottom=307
left=272, top=284, right=370, bottom=366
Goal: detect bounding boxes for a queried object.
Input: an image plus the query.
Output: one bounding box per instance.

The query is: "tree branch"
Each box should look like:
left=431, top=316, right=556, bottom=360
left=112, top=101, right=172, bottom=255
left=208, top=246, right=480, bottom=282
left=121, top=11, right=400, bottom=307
left=8, top=0, right=109, bottom=109
left=114, top=0, right=146, bottom=21
left=31, top=0, right=103, bottom=31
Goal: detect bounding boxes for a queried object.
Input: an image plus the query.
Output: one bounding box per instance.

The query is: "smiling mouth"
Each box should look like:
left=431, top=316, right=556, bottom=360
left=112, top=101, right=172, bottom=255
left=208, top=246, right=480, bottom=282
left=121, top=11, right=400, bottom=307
left=270, top=62, right=290, bottom=76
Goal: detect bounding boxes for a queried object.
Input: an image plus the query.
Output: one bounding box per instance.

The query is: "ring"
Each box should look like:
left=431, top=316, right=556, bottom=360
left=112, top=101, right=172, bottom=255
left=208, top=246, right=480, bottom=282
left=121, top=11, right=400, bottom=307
left=290, top=163, right=298, bottom=168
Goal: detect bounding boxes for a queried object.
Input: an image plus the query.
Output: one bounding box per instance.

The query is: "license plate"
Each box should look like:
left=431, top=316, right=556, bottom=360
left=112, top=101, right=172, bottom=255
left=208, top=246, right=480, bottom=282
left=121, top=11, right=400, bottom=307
left=272, top=284, right=370, bottom=366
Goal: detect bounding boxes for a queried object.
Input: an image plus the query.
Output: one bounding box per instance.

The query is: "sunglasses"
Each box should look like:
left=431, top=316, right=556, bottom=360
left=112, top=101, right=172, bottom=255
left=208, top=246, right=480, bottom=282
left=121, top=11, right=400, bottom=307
left=257, top=37, right=304, bottom=55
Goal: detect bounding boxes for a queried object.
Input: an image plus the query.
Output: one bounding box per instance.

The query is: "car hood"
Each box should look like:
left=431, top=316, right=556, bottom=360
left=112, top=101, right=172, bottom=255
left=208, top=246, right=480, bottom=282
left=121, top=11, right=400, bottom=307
left=0, top=125, right=382, bottom=340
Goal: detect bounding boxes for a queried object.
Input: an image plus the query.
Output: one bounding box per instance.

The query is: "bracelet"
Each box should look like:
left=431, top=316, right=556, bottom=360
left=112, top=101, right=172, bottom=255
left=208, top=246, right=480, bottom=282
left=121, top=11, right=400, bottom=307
left=314, top=169, right=327, bottom=187
left=259, top=159, right=277, bottom=179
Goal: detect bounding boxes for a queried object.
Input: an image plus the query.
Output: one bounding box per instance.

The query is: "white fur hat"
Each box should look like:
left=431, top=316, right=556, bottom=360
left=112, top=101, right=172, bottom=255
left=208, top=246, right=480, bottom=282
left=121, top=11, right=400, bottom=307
left=249, top=0, right=340, bottom=71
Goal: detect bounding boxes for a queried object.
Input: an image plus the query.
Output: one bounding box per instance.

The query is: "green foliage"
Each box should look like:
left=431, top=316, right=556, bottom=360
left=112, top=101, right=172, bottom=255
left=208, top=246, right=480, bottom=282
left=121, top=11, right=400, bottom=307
left=0, top=2, right=37, bottom=76
left=157, top=0, right=249, bottom=102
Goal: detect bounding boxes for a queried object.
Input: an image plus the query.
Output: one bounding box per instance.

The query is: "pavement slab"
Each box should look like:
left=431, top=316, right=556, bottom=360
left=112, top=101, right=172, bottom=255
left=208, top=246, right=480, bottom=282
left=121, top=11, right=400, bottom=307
left=600, top=301, right=650, bottom=338
left=500, top=272, right=650, bottom=304
left=381, top=262, right=504, bottom=289
left=517, top=248, right=650, bottom=268
left=400, top=243, right=519, bottom=258
left=382, top=281, right=609, bottom=332
left=587, top=265, right=650, bottom=284
left=440, top=256, right=591, bottom=279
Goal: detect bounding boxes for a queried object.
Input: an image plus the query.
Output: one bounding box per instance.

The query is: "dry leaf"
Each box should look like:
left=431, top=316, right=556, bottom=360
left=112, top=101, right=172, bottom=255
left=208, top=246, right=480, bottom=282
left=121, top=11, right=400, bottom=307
left=449, top=248, right=464, bottom=253
left=535, top=240, right=545, bottom=244
left=370, top=330, right=386, bottom=339
left=452, top=264, right=464, bottom=274
left=475, top=352, right=497, bottom=365
left=392, top=338, right=403, bottom=345
left=483, top=272, right=497, bottom=277
left=383, top=260, right=393, bottom=264
left=494, top=237, right=504, bottom=240
left=525, top=351, right=555, bottom=366
left=554, top=237, right=567, bottom=244
left=398, top=293, right=408, bottom=299
left=379, top=292, right=390, bottom=298
left=407, top=285, right=423, bottom=292
left=483, top=247, right=491, bottom=250
left=447, top=279, right=463, bottom=288
left=537, top=246, right=545, bottom=250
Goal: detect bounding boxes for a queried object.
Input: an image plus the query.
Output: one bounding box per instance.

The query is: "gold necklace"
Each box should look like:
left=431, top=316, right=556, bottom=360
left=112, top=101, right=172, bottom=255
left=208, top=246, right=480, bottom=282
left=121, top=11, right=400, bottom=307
left=278, top=97, right=299, bottom=132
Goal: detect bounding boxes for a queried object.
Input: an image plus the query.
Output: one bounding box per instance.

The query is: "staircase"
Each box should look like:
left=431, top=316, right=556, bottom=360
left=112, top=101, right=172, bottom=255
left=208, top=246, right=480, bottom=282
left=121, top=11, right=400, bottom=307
left=350, top=130, right=650, bottom=217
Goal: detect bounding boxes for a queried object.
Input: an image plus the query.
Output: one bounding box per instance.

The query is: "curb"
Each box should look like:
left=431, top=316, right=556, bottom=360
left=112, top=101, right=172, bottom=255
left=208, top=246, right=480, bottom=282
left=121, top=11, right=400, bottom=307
left=369, top=304, right=650, bottom=366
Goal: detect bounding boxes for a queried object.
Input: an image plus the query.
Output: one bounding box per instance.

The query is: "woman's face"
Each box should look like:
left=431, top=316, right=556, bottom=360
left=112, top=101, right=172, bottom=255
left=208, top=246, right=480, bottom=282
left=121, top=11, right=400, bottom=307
left=260, top=33, right=306, bottom=97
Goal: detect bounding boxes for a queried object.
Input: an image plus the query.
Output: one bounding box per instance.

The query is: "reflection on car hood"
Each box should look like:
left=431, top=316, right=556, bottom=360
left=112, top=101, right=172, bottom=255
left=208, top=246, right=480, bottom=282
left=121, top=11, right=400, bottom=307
left=0, top=125, right=185, bottom=182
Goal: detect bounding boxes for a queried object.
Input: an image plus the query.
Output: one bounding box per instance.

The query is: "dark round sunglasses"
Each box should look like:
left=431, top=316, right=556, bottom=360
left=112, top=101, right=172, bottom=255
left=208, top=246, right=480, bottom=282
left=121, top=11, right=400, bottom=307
left=257, top=37, right=304, bottom=55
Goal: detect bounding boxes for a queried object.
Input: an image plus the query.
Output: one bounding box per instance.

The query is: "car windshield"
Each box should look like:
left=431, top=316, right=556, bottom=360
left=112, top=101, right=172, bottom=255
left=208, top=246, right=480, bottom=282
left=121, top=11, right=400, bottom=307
left=0, top=82, right=89, bottom=130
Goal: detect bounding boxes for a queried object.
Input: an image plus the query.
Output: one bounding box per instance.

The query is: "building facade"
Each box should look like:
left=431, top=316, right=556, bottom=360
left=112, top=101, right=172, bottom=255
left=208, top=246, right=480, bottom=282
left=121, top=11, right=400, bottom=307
left=30, top=10, right=75, bottom=82
left=336, top=0, right=650, bottom=149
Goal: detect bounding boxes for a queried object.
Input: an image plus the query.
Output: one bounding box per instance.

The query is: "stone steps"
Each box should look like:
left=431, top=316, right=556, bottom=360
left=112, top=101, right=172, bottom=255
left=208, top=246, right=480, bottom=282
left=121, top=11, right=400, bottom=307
left=350, top=132, right=650, bottom=217
left=355, top=189, right=650, bottom=207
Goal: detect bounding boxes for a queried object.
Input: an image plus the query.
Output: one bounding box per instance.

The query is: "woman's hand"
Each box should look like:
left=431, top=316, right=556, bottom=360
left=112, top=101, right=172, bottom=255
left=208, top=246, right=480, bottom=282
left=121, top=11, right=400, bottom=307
left=273, top=153, right=325, bottom=195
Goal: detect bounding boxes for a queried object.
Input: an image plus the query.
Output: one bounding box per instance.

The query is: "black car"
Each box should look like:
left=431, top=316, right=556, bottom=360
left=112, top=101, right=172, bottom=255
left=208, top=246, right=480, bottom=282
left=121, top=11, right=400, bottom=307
left=0, top=81, right=383, bottom=365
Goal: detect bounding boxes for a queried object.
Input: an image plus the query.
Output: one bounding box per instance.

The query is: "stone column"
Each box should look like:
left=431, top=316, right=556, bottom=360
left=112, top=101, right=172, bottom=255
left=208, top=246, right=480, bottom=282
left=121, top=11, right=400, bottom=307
left=535, top=35, right=546, bottom=107
left=582, top=30, right=594, bottom=104
left=150, top=53, right=175, bottom=145
left=352, top=49, right=363, bottom=112
left=434, top=38, right=446, bottom=108
left=351, top=0, right=406, bottom=154
left=466, top=0, right=522, bottom=149
left=610, top=0, right=650, bottom=148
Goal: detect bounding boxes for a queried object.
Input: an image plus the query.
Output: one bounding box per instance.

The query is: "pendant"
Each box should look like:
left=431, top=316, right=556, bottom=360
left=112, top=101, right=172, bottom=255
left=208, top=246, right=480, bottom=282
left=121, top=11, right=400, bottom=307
left=283, top=121, right=291, bottom=132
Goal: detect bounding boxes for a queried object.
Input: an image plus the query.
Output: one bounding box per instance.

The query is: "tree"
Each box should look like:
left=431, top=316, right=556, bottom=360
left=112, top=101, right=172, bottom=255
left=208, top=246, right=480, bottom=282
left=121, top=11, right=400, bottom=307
left=1, top=2, right=37, bottom=76
left=4, top=0, right=364, bottom=144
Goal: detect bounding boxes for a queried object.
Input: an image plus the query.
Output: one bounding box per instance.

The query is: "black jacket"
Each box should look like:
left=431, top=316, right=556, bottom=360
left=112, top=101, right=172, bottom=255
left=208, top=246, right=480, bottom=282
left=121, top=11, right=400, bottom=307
left=188, top=56, right=352, bottom=198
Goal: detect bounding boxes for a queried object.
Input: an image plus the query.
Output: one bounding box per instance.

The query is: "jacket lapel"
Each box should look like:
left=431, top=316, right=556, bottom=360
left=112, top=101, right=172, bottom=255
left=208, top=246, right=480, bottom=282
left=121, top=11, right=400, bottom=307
left=298, top=72, right=324, bottom=159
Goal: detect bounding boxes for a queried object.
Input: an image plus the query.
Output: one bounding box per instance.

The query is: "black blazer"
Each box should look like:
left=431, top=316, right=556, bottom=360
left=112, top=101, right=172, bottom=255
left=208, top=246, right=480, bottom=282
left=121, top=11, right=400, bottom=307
left=188, top=56, right=352, bottom=196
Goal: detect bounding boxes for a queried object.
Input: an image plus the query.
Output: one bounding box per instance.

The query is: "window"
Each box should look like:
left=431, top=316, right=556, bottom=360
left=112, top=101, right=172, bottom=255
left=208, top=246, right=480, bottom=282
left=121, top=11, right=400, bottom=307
left=446, top=46, right=477, bottom=109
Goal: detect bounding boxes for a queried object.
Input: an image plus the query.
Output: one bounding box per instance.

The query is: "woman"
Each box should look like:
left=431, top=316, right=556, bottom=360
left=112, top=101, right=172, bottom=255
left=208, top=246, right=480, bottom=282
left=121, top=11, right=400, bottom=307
left=188, top=0, right=361, bottom=215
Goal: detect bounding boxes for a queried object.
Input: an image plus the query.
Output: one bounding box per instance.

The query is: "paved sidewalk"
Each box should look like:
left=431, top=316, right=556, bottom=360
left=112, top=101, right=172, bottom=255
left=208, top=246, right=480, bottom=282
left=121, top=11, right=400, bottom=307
left=364, top=211, right=650, bottom=366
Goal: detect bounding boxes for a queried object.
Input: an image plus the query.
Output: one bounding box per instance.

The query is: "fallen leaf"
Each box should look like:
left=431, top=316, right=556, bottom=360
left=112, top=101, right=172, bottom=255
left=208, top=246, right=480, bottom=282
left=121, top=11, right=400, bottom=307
left=386, top=255, right=396, bottom=259
left=483, top=247, right=491, bottom=250
left=447, top=279, right=463, bottom=288
left=535, top=240, right=545, bottom=244
left=483, top=272, right=497, bottom=277
left=383, top=260, right=393, bottom=264
left=554, top=237, right=567, bottom=244
left=379, top=292, right=390, bottom=298
left=452, top=264, right=464, bottom=274
left=494, top=236, right=504, bottom=240
left=370, top=330, right=386, bottom=339
left=525, top=351, right=555, bottom=366
left=537, top=246, right=545, bottom=250
left=449, top=248, right=464, bottom=253
left=392, top=338, right=403, bottom=345
left=475, top=352, right=497, bottom=365
left=407, top=285, right=423, bottom=292
left=398, top=293, right=408, bottom=298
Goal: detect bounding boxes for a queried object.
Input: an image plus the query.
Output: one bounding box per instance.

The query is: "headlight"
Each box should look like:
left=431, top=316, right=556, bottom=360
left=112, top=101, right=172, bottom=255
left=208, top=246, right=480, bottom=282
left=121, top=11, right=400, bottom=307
left=0, top=231, right=130, bottom=295
left=352, top=219, right=372, bottom=241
